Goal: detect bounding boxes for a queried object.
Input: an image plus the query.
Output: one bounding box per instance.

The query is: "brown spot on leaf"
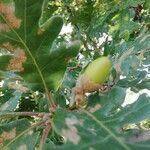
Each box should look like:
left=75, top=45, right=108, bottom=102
left=7, top=48, right=27, bottom=72
left=0, top=23, right=10, bottom=32
left=89, top=147, right=95, bottom=150
left=0, top=43, right=27, bottom=72
left=37, top=28, right=45, bottom=35
left=61, top=117, right=83, bottom=145
left=0, top=128, right=16, bottom=146
left=27, top=131, right=33, bottom=135
left=8, top=82, right=28, bottom=92
left=2, top=42, right=14, bottom=51
left=62, top=128, right=80, bottom=145
left=17, top=144, right=28, bottom=150
left=128, top=130, right=150, bottom=143
left=0, top=138, right=3, bottom=147
left=65, top=117, right=83, bottom=126
left=89, top=104, right=101, bottom=113
left=0, top=2, right=21, bottom=32
left=137, top=51, right=145, bottom=61
left=114, top=48, right=133, bottom=74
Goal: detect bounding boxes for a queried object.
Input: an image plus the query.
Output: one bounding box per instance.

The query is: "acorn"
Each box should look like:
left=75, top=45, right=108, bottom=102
left=69, top=56, right=112, bottom=108
left=83, top=56, right=112, bottom=84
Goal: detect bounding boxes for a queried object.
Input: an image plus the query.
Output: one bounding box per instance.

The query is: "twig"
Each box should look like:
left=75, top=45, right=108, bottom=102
left=39, top=123, right=52, bottom=150
left=68, top=64, right=80, bottom=71
left=0, top=112, right=51, bottom=119
left=45, top=88, right=57, bottom=112
left=89, top=37, right=98, bottom=50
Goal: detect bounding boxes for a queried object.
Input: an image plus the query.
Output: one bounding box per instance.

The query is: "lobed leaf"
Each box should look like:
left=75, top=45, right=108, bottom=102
left=0, top=0, right=80, bottom=91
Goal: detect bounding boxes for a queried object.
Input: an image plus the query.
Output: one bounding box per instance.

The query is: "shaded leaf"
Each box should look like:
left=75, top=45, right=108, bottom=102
left=0, top=55, right=12, bottom=70
left=0, top=91, right=22, bottom=112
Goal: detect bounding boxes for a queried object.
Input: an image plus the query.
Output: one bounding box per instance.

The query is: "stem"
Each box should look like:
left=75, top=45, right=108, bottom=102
left=0, top=14, right=56, bottom=111
left=0, top=112, right=51, bottom=119
left=45, top=89, right=56, bottom=112
left=39, top=123, right=51, bottom=150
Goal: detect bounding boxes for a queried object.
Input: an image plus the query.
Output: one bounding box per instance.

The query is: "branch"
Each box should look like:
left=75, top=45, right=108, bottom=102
left=0, top=112, right=51, bottom=119
left=39, top=123, right=52, bottom=150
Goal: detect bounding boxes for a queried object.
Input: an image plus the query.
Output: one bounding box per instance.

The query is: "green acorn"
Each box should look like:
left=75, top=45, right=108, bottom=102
left=83, top=56, right=112, bottom=84
left=69, top=56, right=112, bottom=108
